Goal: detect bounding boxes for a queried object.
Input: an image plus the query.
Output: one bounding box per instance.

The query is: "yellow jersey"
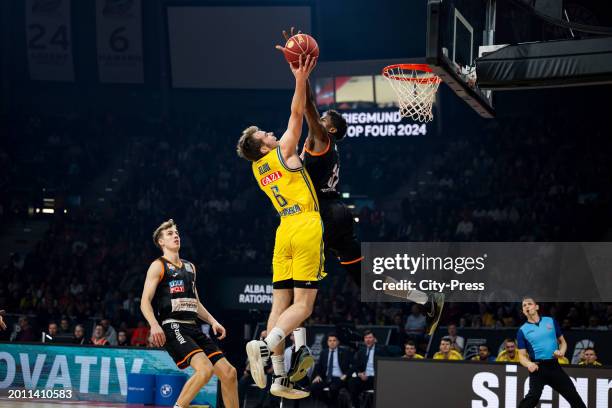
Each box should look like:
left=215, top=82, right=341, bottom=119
left=402, top=354, right=425, bottom=359
left=495, top=350, right=521, bottom=363
left=253, top=146, right=319, bottom=217
left=433, top=350, right=463, bottom=360
left=579, top=361, right=602, bottom=367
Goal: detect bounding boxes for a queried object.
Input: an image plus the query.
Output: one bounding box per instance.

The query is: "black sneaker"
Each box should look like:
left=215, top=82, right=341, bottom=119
left=270, top=375, right=310, bottom=399
left=287, top=345, right=315, bottom=383
left=426, top=292, right=445, bottom=336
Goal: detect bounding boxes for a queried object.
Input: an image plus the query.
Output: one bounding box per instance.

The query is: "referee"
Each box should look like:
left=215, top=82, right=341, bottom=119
left=517, top=297, right=586, bottom=408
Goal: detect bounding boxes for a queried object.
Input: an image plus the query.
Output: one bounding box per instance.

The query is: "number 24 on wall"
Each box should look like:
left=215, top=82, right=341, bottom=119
left=28, top=24, right=69, bottom=50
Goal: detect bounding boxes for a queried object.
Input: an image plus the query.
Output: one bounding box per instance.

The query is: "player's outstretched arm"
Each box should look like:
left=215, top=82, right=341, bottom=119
left=304, top=79, right=327, bottom=143
left=273, top=52, right=317, bottom=160
left=280, top=28, right=325, bottom=142
left=140, top=260, right=166, bottom=347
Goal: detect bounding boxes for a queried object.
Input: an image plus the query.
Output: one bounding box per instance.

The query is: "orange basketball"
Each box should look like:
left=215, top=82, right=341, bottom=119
left=283, top=33, right=319, bottom=68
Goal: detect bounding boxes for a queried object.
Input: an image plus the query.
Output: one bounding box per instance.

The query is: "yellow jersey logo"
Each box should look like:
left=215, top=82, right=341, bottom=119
left=252, top=147, right=319, bottom=217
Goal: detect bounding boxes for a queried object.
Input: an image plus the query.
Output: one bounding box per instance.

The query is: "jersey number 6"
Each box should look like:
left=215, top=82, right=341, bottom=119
left=270, top=186, right=288, bottom=207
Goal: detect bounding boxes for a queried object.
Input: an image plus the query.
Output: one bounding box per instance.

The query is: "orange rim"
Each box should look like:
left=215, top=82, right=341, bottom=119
left=382, top=64, right=442, bottom=84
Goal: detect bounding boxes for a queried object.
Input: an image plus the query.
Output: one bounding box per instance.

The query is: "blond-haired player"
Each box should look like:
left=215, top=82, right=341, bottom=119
left=140, top=219, right=239, bottom=408
left=236, top=54, right=318, bottom=400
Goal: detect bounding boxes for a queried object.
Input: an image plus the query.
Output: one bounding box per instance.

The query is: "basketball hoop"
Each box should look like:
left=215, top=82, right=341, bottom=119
left=382, top=64, right=441, bottom=123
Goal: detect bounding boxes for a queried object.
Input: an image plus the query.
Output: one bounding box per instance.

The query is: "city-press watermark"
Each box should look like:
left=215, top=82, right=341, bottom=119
left=361, top=242, right=612, bottom=302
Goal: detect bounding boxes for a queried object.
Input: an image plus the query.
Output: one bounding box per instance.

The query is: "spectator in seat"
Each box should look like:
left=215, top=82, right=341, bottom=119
left=401, top=340, right=424, bottom=359
left=433, top=337, right=463, bottom=360
left=59, top=318, right=71, bottom=335
left=311, top=333, right=352, bottom=407
left=117, top=330, right=129, bottom=346
left=100, top=318, right=117, bottom=345
left=471, top=344, right=495, bottom=362
left=447, top=323, right=465, bottom=353
left=46, top=321, right=59, bottom=342
left=496, top=339, right=520, bottom=363
left=73, top=324, right=91, bottom=345
left=404, top=304, right=426, bottom=339
left=561, top=318, right=572, bottom=331
left=14, top=316, right=35, bottom=342
left=130, top=320, right=149, bottom=346
left=579, top=347, right=602, bottom=367
left=348, top=330, right=387, bottom=408
left=91, top=324, right=109, bottom=346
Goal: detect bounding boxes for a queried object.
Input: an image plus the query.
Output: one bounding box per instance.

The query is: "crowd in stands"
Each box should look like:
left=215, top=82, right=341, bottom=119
left=1, top=110, right=610, bottom=397
left=0, top=113, right=121, bottom=228
left=391, top=116, right=611, bottom=242
left=241, top=329, right=605, bottom=408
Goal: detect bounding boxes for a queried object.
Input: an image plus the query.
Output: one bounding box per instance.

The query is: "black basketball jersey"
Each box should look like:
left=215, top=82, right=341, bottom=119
left=154, top=257, right=198, bottom=322
left=303, top=136, right=340, bottom=200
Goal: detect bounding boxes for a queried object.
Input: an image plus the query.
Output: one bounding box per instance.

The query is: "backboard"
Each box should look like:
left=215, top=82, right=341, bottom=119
left=426, top=0, right=496, bottom=118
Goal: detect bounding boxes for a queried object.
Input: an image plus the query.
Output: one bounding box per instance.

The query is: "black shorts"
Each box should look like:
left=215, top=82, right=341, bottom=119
left=319, top=199, right=361, bottom=264
left=162, top=321, right=224, bottom=369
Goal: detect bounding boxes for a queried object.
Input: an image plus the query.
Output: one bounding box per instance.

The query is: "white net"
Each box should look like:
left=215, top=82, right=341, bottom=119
left=383, top=65, right=441, bottom=123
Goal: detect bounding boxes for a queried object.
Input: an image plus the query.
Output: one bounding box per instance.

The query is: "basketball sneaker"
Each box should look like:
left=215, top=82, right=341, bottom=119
left=287, top=345, right=315, bottom=383
left=245, top=340, right=270, bottom=389
left=426, top=292, right=445, bottom=336
left=382, top=275, right=445, bottom=335
left=270, top=376, right=310, bottom=399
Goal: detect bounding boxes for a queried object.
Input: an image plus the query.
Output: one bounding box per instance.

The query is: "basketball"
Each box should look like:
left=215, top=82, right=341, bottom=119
left=283, top=33, right=319, bottom=68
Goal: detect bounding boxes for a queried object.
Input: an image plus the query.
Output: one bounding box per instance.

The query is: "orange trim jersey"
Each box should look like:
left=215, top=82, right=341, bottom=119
left=253, top=146, right=320, bottom=217
left=154, top=257, right=198, bottom=322
left=303, top=134, right=341, bottom=199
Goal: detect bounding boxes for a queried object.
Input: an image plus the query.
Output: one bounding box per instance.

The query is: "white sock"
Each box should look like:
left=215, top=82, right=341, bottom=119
left=271, top=354, right=286, bottom=377
left=264, top=327, right=286, bottom=350
left=293, top=327, right=306, bottom=349
left=174, top=404, right=182, bottom=408
left=407, top=290, right=429, bottom=305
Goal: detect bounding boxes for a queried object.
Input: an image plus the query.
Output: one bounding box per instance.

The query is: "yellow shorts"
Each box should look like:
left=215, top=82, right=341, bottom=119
left=272, top=211, right=326, bottom=288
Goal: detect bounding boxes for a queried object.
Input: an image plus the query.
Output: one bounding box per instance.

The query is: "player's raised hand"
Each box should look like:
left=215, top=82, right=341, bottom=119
left=290, top=55, right=317, bottom=81
left=276, top=27, right=302, bottom=53
left=282, top=26, right=301, bottom=42
left=211, top=321, right=227, bottom=340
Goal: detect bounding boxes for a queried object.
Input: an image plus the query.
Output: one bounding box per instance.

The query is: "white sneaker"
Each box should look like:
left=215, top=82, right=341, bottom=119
left=270, top=377, right=310, bottom=400
left=246, top=340, right=270, bottom=389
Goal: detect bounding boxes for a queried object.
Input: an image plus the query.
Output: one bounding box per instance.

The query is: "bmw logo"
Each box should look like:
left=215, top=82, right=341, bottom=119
left=160, top=384, right=173, bottom=397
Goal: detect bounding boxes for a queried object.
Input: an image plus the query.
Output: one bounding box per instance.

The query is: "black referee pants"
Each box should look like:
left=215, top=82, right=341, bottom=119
left=518, top=360, right=586, bottom=408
